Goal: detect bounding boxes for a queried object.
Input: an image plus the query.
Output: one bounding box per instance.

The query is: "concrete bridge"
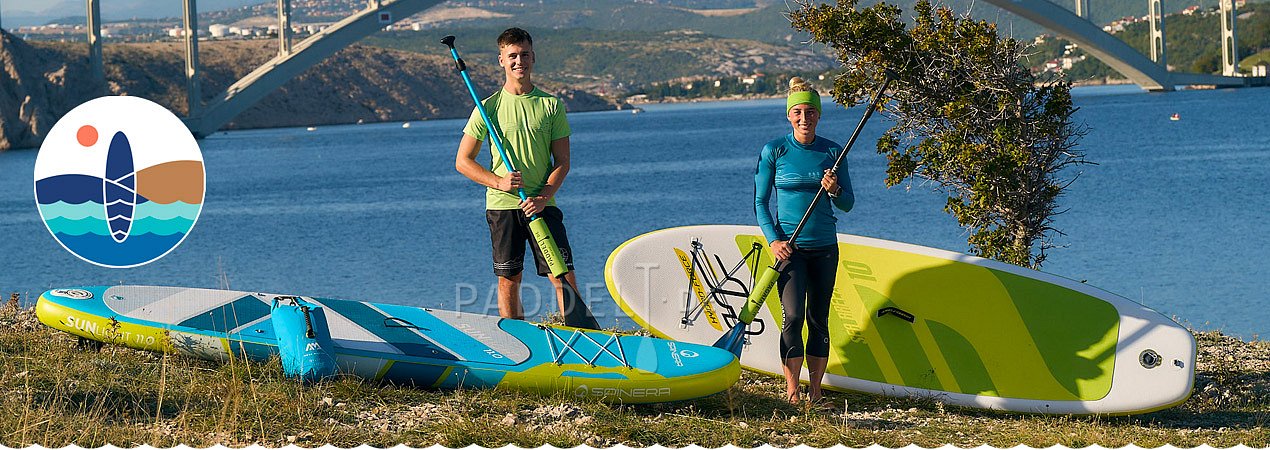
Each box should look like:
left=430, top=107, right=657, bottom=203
left=983, top=0, right=1261, bottom=91
left=77, top=0, right=443, bottom=137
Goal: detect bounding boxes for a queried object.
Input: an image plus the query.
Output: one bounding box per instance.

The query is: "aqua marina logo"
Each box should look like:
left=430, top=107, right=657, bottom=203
left=34, top=96, right=205, bottom=268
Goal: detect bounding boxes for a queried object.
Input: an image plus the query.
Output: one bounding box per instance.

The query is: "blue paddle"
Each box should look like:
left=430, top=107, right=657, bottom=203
left=442, top=35, right=600, bottom=330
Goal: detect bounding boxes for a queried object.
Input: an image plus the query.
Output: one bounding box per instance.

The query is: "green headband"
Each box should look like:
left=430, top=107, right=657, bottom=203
left=786, top=90, right=821, bottom=114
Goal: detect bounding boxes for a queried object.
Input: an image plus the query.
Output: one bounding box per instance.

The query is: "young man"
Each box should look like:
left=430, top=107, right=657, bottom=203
left=455, top=27, right=577, bottom=320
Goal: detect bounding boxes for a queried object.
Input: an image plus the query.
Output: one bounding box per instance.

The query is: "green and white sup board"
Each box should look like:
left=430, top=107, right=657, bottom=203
left=37, top=285, right=739, bottom=403
left=604, top=225, right=1195, bottom=414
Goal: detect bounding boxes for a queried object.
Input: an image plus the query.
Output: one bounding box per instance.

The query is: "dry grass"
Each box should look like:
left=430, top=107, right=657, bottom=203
left=0, top=302, right=1267, bottom=447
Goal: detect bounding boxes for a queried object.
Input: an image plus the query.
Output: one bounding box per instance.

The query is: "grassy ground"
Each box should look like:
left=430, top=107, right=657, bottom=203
left=1, top=302, right=1267, bottom=447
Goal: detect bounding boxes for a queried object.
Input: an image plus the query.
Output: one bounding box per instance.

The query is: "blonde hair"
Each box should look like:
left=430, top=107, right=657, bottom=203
left=788, top=76, right=816, bottom=94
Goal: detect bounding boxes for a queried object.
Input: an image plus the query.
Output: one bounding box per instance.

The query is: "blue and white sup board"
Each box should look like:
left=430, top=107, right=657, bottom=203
left=37, top=286, right=740, bottom=403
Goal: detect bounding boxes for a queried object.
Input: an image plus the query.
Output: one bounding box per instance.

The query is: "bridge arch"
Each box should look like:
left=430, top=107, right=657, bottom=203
left=981, top=0, right=1254, bottom=91
left=183, top=0, right=443, bottom=137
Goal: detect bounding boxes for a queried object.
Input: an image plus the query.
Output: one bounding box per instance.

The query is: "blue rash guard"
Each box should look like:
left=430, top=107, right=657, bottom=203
left=754, top=133, right=856, bottom=248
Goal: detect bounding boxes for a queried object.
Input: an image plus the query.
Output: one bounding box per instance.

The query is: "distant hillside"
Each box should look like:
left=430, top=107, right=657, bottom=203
left=364, top=28, right=837, bottom=93
left=0, top=31, right=623, bottom=152
left=410, top=0, right=806, bottom=44
left=413, top=0, right=1270, bottom=42
left=406, top=1, right=1046, bottom=42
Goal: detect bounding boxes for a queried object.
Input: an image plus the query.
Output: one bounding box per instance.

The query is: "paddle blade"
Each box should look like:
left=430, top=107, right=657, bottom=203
left=560, top=278, right=600, bottom=330
left=713, top=323, right=747, bottom=358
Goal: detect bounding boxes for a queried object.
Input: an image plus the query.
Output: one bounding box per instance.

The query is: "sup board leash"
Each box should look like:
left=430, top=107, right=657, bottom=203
left=442, top=35, right=600, bottom=330
left=713, top=69, right=897, bottom=356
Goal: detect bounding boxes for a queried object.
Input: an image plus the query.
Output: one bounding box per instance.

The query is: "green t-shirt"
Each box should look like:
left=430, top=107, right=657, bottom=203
left=462, top=87, right=571, bottom=210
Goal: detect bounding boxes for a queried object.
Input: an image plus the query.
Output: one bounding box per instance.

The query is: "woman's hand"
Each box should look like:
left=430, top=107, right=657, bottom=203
left=821, top=169, right=842, bottom=197
left=770, top=240, right=793, bottom=261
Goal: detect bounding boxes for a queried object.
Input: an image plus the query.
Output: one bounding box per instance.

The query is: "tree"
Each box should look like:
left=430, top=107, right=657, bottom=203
left=790, top=0, right=1089, bottom=268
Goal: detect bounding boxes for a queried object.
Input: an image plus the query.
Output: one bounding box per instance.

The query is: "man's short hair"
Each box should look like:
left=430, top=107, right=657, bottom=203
left=497, top=27, right=533, bottom=48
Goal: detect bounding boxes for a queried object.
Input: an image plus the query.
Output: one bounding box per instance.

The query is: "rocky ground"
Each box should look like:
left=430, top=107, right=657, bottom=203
left=1, top=297, right=1267, bottom=447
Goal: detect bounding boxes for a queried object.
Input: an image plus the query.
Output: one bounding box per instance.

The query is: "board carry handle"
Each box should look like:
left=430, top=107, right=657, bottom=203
left=876, top=306, right=915, bottom=323
left=384, top=317, right=424, bottom=330
left=301, top=305, right=316, bottom=338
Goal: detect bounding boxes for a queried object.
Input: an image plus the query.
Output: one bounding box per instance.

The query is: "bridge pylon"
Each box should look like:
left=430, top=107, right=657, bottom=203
left=86, top=0, right=104, bottom=83
left=1221, top=0, right=1240, bottom=76
left=1149, top=0, right=1166, bottom=66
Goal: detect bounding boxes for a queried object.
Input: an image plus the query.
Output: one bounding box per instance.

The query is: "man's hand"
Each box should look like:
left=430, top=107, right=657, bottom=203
left=520, top=195, right=548, bottom=217
left=770, top=240, right=793, bottom=262
left=497, top=171, right=524, bottom=193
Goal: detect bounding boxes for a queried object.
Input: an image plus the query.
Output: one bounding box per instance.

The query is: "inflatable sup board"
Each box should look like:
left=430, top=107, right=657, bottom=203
left=37, top=285, right=739, bottom=403
left=605, top=225, right=1195, bottom=414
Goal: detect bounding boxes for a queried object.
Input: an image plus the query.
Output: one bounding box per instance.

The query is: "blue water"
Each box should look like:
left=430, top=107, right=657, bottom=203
left=1, top=84, right=1267, bottom=338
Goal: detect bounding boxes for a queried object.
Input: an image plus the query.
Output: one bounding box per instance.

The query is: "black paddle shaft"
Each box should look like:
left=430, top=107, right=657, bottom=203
left=785, top=71, right=896, bottom=246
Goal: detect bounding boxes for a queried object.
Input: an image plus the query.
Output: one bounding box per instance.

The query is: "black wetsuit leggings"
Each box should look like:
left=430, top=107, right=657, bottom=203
left=777, top=244, right=838, bottom=360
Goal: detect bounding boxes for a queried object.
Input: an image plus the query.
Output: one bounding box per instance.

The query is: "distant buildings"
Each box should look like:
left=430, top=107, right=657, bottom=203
left=1252, top=62, right=1269, bottom=78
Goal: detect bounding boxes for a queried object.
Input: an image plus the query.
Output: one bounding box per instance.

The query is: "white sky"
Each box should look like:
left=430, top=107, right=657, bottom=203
left=2, top=0, right=261, bottom=22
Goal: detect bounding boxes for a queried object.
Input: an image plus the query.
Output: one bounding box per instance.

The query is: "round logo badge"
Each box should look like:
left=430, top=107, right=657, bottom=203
left=34, top=96, right=205, bottom=268
left=51, top=289, right=94, bottom=300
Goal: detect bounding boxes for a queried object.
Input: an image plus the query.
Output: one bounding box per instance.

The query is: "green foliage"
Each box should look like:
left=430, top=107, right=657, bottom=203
left=1241, top=48, right=1270, bottom=69
left=790, top=0, right=1088, bottom=268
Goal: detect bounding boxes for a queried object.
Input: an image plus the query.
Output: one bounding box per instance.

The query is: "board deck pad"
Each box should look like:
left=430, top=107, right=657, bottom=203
left=37, top=285, right=740, bottom=403
left=605, top=225, right=1195, bottom=414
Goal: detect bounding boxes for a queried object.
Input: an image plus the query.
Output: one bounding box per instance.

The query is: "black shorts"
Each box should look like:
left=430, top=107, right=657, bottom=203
left=486, top=206, right=574, bottom=277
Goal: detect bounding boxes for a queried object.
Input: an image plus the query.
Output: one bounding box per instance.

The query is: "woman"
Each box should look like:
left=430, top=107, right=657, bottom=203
left=754, top=77, right=855, bottom=404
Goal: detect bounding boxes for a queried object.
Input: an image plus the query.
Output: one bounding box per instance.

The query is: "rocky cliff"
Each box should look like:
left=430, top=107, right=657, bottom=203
left=0, top=31, right=625, bottom=152
left=0, top=30, right=107, bottom=151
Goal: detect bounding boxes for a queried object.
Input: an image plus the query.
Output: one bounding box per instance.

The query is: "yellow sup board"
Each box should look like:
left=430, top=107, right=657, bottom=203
left=605, top=225, right=1195, bottom=414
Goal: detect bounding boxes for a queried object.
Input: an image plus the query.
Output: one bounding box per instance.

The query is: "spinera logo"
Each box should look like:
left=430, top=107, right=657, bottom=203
left=34, top=96, right=205, bottom=268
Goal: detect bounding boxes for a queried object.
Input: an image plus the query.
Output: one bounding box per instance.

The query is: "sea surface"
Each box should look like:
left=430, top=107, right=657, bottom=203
left=1, top=84, right=1267, bottom=338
